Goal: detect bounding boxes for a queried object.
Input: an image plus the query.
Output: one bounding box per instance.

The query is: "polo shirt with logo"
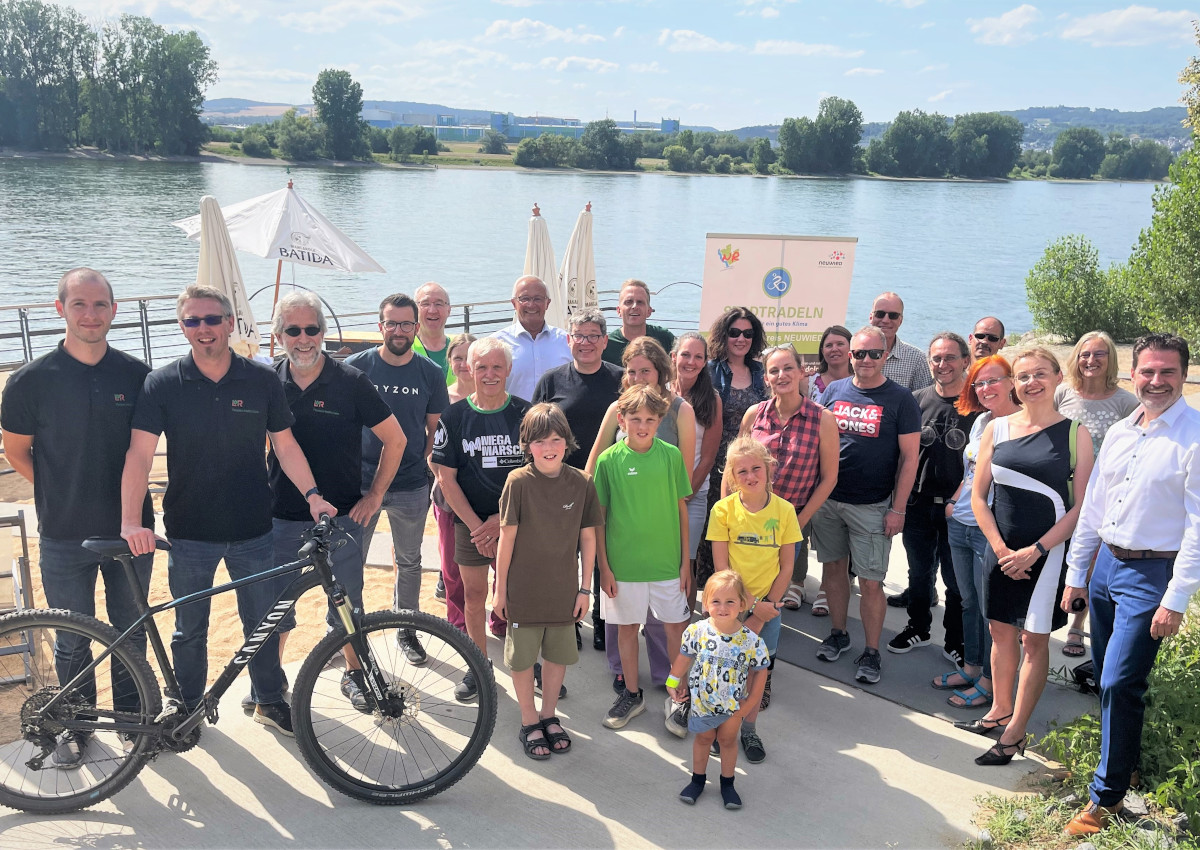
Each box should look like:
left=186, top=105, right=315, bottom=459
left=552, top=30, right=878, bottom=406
left=132, top=352, right=294, bottom=542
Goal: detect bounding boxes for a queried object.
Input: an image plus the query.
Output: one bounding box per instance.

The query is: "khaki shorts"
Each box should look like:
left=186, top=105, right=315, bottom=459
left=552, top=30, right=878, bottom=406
left=809, top=498, right=890, bottom=582
left=454, top=521, right=494, bottom=568
left=504, top=624, right=579, bottom=671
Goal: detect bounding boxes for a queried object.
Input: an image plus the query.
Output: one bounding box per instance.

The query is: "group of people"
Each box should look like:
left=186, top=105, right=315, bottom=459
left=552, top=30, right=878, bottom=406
left=2, top=270, right=1195, bottom=828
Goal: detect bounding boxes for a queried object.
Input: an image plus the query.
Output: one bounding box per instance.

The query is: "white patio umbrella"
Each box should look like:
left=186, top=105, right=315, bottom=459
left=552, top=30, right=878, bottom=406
left=194, top=195, right=260, bottom=358
left=522, top=203, right=569, bottom=330
left=559, top=201, right=597, bottom=320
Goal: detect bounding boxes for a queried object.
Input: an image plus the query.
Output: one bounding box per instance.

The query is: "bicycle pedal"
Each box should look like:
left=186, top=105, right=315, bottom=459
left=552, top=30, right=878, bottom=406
left=155, top=701, right=183, bottom=723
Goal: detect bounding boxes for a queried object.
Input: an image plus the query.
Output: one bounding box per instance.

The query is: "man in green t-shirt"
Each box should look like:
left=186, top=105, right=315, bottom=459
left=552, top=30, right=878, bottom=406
left=413, top=281, right=454, bottom=387
left=601, top=279, right=676, bottom=365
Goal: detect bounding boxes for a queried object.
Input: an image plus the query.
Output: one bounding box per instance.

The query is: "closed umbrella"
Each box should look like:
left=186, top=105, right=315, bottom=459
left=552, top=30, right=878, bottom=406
left=522, top=203, right=569, bottom=330
left=195, top=195, right=260, bottom=358
left=559, top=201, right=597, bottom=320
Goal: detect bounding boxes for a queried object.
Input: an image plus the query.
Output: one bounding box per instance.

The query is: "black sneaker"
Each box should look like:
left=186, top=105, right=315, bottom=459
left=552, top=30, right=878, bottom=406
left=533, top=662, right=567, bottom=699
left=602, top=689, right=645, bottom=729
left=455, top=670, right=478, bottom=703
left=741, top=730, right=766, bottom=764
left=50, top=731, right=88, bottom=769
left=943, top=645, right=965, bottom=669
left=434, top=577, right=446, bottom=600
left=854, top=649, right=882, bottom=685
left=886, top=588, right=910, bottom=608
left=242, top=670, right=289, bottom=715
left=340, top=671, right=371, bottom=713
left=887, top=626, right=932, bottom=654
left=397, top=629, right=429, bottom=666
left=254, top=701, right=295, bottom=737
left=816, top=630, right=851, bottom=662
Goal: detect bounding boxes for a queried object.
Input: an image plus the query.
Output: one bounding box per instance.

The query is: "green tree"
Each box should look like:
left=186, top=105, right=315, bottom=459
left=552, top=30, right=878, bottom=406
left=312, top=68, right=365, bottom=160
left=513, top=133, right=578, bottom=168
left=749, top=137, right=775, bottom=174
left=880, top=109, right=952, bottom=177
left=865, top=138, right=898, bottom=176
left=663, top=143, right=691, bottom=172
left=275, top=108, right=320, bottom=160
left=478, top=129, right=508, bottom=154
left=1025, top=235, right=1145, bottom=342
left=812, top=96, right=863, bottom=172
left=577, top=118, right=641, bottom=169
left=239, top=124, right=271, bottom=157
left=949, top=112, right=1024, bottom=177
left=366, top=125, right=390, bottom=154
left=713, top=153, right=732, bottom=174
left=1051, top=127, right=1106, bottom=178
left=777, top=115, right=815, bottom=173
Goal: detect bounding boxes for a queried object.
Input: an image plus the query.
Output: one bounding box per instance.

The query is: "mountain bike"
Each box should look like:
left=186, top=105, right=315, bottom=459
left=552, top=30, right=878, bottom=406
left=0, top=516, right=496, bottom=814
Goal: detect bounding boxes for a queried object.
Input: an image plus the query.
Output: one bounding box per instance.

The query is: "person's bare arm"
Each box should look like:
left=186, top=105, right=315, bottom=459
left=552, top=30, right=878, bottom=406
left=1, top=431, right=34, bottom=483
left=493, top=524, right=517, bottom=620
left=676, top=400, right=696, bottom=483
left=423, top=412, right=440, bottom=459
left=691, top=394, right=722, bottom=493
left=576, top=526, right=597, bottom=620
left=584, top=403, right=619, bottom=476
left=795, top=410, right=840, bottom=528
left=349, top=415, right=407, bottom=525
left=884, top=431, right=919, bottom=537
left=596, top=506, right=616, bottom=598
left=120, top=429, right=160, bottom=555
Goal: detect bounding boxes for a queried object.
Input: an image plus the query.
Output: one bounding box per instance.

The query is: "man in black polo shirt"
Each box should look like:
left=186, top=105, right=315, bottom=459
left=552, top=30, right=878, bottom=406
left=2, top=267, right=155, bottom=769
left=265, top=291, right=404, bottom=710
left=120, top=284, right=335, bottom=737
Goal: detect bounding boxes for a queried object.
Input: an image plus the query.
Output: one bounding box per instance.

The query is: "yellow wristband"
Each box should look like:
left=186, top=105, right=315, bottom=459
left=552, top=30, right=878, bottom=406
left=665, top=675, right=681, bottom=689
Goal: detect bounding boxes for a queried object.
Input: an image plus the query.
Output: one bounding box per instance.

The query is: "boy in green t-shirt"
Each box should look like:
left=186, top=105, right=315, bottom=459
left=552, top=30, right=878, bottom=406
left=594, top=384, right=693, bottom=730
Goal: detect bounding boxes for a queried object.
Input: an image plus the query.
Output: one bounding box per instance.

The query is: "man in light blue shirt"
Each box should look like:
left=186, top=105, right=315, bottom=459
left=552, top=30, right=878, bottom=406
left=493, top=275, right=571, bottom=401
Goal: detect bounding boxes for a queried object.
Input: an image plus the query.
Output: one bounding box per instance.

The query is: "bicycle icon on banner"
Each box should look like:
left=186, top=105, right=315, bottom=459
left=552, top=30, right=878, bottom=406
left=762, top=267, right=791, bottom=298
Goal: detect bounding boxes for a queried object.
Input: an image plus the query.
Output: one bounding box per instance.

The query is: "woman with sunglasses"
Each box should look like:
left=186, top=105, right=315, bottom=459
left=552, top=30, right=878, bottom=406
left=1054, top=331, right=1138, bottom=657
left=968, top=348, right=1094, bottom=766
left=809, top=325, right=853, bottom=401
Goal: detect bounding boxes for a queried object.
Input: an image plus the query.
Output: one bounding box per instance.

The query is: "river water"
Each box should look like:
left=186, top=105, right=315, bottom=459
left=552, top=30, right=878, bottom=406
left=0, top=157, right=1161, bottom=348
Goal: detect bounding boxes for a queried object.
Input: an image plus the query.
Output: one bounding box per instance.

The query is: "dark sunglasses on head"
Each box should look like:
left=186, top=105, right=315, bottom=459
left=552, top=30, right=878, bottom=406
left=850, top=349, right=885, bottom=361
left=283, top=325, right=322, bottom=337
left=973, top=332, right=1002, bottom=343
left=181, top=315, right=226, bottom=327
left=872, top=310, right=902, bottom=320
left=727, top=327, right=754, bottom=339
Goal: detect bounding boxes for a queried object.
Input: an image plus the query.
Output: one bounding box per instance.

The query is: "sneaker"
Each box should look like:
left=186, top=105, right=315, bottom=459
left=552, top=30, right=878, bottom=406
left=759, top=671, right=772, bottom=711
left=612, top=673, right=625, bottom=695
left=592, top=619, right=605, bottom=651
left=254, top=701, right=295, bottom=737
left=887, top=626, right=932, bottom=654
left=50, top=731, right=88, bottom=769
left=886, top=588, right=910, bottom=608
left=710, top=739, right=720, bottom=756
left=434, top=577, right=446, bottom=600
left=454, top=671, right=478, bottom=703
left=602, top=689, right=645, bottom=729
left=740, top=730, right=766, bottom=764
left=816, top=630, right=851, bottom=662
left=533, top=661, right=567, bottom=700
left=242, top=670, right=290, bottom=715
left=854, top=649, right=882, bottom=685
left=397, top=629, right=429, bottom=666
left=943, top=645, right=965, bottom=669
left=664, top=696, right=690, bottom=738
left=340, top=670, right=371, bottom=713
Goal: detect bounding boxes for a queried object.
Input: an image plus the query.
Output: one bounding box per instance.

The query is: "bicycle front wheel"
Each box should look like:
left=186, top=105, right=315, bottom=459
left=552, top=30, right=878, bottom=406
left=292, top=610, right=496, bottom=804
left=0, top=609, right=162, bottom=813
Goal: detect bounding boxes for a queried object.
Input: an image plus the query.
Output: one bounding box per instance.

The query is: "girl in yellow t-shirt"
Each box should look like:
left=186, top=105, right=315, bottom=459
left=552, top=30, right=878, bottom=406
left=706, top=436, right=802, bottom=764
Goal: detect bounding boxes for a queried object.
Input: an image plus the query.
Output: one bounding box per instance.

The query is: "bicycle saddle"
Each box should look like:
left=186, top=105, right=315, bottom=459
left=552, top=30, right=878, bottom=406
left=82, top=537, right=172, bottom=557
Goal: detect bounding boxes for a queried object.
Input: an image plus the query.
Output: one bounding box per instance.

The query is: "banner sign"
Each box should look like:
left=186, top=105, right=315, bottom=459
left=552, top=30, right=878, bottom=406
left=699, top=233, right=857, bottom=354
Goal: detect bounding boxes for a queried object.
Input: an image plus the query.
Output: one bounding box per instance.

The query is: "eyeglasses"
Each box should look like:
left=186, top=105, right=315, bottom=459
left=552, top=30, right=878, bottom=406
left=515, top=295, right=548, bottom=305
left=930, top=355, right=961, bottom=365
left=417, top=300, right=449, bottom=310
left=971, top=377, right=1008, bottom=390
left=973, top=332, right=1002, bottom=343
left=1079, top=351, right=1108, bottom=360
left=569, top=333, right=604, bottom=344
left=850, top=349, right=885, bottom=361
left=381, top=320, right=417, bottom=332
left=872, top=310, right=902, bottom=321
left=283, top=325, right=322, bottom=337
left=1015, top=370, right=1053, bottom=384
left=181, top=315, right=226, bottom=327
left=727, top=327, right=754, bottom=339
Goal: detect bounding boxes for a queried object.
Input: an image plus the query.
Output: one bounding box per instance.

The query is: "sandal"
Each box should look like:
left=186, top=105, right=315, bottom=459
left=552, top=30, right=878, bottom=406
left=948, top=680, right=993, bottom=710
left=518, top=722, right=551, bottom=760
left=781, top=584, right=805, bottom=610
left=811, top=591, right=829, bottom=617
left=1062, top=627, right=1087, bottom=658
left=540, top=716, right=571, bottom=754
left=932, top=670, right=976, bottom=691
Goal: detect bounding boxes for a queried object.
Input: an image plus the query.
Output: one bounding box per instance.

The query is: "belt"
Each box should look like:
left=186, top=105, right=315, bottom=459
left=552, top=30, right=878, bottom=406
left=1107, top=544, right=1178, bottom=562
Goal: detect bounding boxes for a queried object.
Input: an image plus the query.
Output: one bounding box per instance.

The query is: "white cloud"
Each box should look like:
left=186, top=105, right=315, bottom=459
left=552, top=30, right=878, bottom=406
left=845, top=67, right=884, bottom=76
left=405, top=40, right=508, bottom=67
left=658, top=29, right=741, bottom=52
left=928, top=88, right=953, bottom=101
left=967, top=4, right=1042, bottom=46
left=629, top=61, right=666, bottom=73
left=540, top=56, right=619, bottom=73
left=484, top=18, right=604, bottom=44
left=919, top=63, right=948, bottom=72
left=752, top=40, right=865, bottom=57
left=1061, top=5, right=1197, bottom=47
left=279, top=0, right=426, bottom=34
left=761, top=7, right=780, bottom=17
left=613, top=25, right=625, bottom=38
left=919, top=21, right=935, bottom=29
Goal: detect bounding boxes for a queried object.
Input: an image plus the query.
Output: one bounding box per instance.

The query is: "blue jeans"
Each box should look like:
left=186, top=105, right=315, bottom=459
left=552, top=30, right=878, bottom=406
left=361, top=484, right=430, bottom=613
left=167, top=532, right=285, bottom=708
left=272, top=516, right=365, bottom=630
left=756, top=612, right=782, bottom=656
left=1087, top=545, right=1174, bottom=808
left=947, top=518, right=992, bottom=676
left=40, top=537, right=153, bottom=713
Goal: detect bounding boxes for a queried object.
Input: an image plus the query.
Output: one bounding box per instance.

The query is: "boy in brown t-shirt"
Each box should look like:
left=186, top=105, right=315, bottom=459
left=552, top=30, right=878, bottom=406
left=496, top=402, right=603, bottom=760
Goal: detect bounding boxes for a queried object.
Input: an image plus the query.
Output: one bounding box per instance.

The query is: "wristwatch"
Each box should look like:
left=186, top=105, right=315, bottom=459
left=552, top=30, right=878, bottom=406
left=304, top=486, right=322, bottom=500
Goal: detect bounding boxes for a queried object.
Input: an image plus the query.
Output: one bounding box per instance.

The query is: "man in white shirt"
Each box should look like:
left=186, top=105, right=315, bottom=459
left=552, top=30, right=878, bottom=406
left=493, top=275, right=572, bottom=401
left=1061, top=333, right=1200, bottom=836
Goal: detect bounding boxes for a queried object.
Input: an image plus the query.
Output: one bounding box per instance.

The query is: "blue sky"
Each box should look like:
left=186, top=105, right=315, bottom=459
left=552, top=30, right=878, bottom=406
left=59, top=0, right=1200, bottom=129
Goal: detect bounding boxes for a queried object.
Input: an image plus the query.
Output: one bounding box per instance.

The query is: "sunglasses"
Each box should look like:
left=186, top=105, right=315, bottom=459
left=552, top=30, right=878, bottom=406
left=283, top=325, right=322, bottom=337
left=872, top=310, right=902, bottom=321
left=181, top=315, right=226, bottom=327
left=850, top=349, right=885, bottom=361
left=973, top=332, right=1002, bottom=343
left=727, top=327, right=755, bottom=339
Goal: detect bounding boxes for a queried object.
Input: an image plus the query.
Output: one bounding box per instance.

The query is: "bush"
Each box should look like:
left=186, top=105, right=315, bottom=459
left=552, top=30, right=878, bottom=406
left=1025, top=235, right=1147, bottom=342
left=240, top=127, right=272, bottom=158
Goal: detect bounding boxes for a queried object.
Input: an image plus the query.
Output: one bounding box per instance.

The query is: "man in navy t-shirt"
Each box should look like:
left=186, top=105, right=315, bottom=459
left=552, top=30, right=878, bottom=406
left=811, top=326, right=921, bottom=686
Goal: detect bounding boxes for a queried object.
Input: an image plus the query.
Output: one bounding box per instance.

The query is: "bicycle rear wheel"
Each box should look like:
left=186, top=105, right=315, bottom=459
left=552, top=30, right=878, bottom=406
left=292, top=610, right=496, bottom=804
left=0, top=609, right=162, bottom=813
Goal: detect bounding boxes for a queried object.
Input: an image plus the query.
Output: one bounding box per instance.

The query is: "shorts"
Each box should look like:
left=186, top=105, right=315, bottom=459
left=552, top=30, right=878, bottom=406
left=504, top=624, right=579, bottom=671
left=809, top=498, right=890, bottom=581
left=689, top=711, right=736, bottom=734
left=686, top=483, right=710, bottom=561
left=454, top=521, right=494, bottom=568
left=750, top=613, right=781, bottom=656
left=600, top=579, right=690, bottom=625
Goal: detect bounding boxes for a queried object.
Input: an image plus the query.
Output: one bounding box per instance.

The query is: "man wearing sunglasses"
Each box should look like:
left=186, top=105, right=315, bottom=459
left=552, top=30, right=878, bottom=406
left=494, top=275, right=572, bottom=401
left=121, top=284, right=337, bottom=737
left=602, top=279, right=675, bottom=366
left=345, top=293, right=451, bottom=666
left=969, top=317, right=1007, bottom=361
left=868, top=292, right=932, bottom=391
left=263, top=291, right=406, bottom=712
left=811, top=326, right=921, bottom=685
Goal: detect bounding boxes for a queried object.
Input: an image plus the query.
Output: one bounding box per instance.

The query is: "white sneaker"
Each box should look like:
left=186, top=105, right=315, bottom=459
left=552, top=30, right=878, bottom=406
left=664, top=695, right=690, bottom=738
